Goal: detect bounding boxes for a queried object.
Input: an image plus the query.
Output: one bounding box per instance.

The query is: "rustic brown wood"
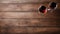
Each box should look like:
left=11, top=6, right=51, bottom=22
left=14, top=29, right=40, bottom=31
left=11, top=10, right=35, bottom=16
left=0, top=27, right=60, bottom=33
left=0, top=0, right=60, bottom=34
left=0, top=0, right=59, bottom=3
left=0, top=12, right=60, bottom=18
left=0, top=18, right=59, bottom=27
left=0, top=3, right=60, bottom=12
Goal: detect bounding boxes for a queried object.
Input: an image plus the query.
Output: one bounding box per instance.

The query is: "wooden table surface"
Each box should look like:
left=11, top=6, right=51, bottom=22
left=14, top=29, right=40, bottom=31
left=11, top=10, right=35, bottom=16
left=0, top=0, right=60, bottom=34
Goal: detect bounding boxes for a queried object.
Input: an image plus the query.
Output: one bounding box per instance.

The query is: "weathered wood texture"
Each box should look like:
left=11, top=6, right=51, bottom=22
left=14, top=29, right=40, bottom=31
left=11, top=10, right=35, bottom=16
left=0, top=0, right=60, bottom=34
left=0, top=0, right=59, bottom=3
left=0, top=3, right=60, bottom=11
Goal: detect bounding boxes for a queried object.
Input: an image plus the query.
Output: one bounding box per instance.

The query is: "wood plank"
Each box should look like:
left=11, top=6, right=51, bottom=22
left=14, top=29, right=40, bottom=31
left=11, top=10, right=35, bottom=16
left=0, top=27, right=60, bottom=34
left=0, top=18, right=60, bottom=27
left=0, top=3, right=60, bottom=12
left=0, top=0, right=59, bottom=3
left=0, top=12, right=59, bottom=18
left=0, top=3, right=40, bottom=12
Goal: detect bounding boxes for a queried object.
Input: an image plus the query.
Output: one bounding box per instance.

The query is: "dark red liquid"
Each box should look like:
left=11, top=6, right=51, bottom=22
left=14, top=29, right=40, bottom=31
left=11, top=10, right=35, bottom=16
left=50, top=2, right=57, bottom=9
left=39, top=6, right=46, bottom=13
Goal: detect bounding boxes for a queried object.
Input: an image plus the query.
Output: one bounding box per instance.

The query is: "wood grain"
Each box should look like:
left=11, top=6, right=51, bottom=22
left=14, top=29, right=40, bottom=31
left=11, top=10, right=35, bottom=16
left=0, top=3, right=60, bottom=12
left=0, top=0, right=59, bottom=3
left=0, top=0, right=60, bottom=34
left=0, top=27, right=60, bottom=34
left=0, top=12, right=60, bottom=18
left=0, top=18, right=59, bottom=27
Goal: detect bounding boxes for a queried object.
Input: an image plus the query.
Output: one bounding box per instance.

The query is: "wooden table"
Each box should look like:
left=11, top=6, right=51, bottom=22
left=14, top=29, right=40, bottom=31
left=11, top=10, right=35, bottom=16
left=0, top=0, right=60, bottom=34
